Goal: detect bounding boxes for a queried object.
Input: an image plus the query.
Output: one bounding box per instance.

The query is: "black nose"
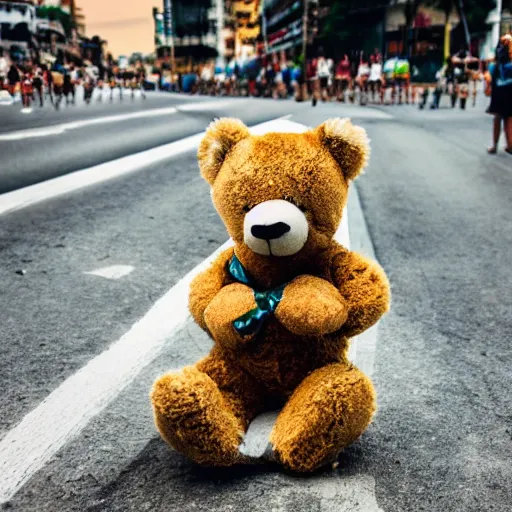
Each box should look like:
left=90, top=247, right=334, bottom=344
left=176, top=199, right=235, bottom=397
left=251, top=222, right=291, bottom=240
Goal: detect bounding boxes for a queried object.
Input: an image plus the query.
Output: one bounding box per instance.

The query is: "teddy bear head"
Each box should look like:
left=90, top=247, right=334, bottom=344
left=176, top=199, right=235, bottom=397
left=198, top=117, right=369, bottom=258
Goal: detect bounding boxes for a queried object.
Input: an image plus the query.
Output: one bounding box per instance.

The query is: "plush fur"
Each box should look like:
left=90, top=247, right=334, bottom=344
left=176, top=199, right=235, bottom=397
left=151, top=117, right=391, bottom=472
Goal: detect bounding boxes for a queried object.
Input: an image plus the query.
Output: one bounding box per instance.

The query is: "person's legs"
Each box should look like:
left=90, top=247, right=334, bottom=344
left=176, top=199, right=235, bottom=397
left=488, top=115, right=502, bottom=153
left=504, top=117, right=512, bottom=152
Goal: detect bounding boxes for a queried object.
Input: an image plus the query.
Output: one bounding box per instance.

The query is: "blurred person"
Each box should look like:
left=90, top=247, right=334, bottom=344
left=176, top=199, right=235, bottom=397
left=368, top=54, right=383, bottom=104
left=200, top=62, right=214, bottom=95
left=486, top=35, right=512, bottom=155
left=382, top=55, right=396, bottom=104
left=135, top=61, right=146, bottom=99
left=356, top=54, right=370, bottom=105
left=430, top=65, right=445, bottom=110
left=42, top=64, right=53, bottom=105
left=335, top=54, right=352, bottom=102
left=32, top=65, right=44, bottom=107
left=451, top=47, right=473, bottom=109
left=20, top=67, right=34, bottom=109
left=264, top=62, right=276, bottom=98
left=307, top=56, right=318, bottom=106
left=63, top=71, right=75, bottom=105
left=394, top=56, right=410, bottom=105
left=108, top=65, right=117, bottom=101
left=7, top=62, right=20, bottom=97
left=283, top=59, right=293, bottom=96
left=291, top=60, right=303, bottom=101
left=51, top=59, right=66, bottom=110
left=316, top=52, right=332, bottom=103
left=0, top=50, right=8, bottom=90
left=274, top=61, right=287, bottom=99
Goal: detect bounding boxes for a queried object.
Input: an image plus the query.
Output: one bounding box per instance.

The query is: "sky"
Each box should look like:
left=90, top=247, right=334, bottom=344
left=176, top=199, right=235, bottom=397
left=81, top=0, right=157, bottom=57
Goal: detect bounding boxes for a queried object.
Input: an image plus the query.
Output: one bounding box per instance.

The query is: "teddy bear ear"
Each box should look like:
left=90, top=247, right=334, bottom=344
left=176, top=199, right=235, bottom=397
left=313, top=118, right=370, bottom=181
left=198, top=117, right=251, bottom=185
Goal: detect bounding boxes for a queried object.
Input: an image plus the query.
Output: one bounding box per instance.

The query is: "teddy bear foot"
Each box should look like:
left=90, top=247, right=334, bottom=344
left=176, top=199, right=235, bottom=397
left=270, top=363, right=376, bottom=473
left=151, top=366, right=245, bottom=467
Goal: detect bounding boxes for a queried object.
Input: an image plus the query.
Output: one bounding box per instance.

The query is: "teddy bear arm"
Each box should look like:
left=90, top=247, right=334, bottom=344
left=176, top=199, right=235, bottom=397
left=189, top=248, right=234, bottom=331
left=332, top=251, right=391, bottom=338
left=275, top=275, right=348, bottom=336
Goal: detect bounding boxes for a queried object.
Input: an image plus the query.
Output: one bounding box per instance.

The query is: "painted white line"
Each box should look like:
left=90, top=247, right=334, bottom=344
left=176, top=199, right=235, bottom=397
left=84, top=265, right=135, bottom=280
left=0, top=240, right=231, bottom=504
left=177, top=99, right=240, bottom=112
left=0, top=131, right=203, bottom=217
left=346, top=185, right=380, bottom=375
left=0, top=106, right=179, bottom=141
left=291, top=475, right=383, bottom=512
left=0, top=116, right=290, bottom=218
left=21, top=108, right=33, bottom=115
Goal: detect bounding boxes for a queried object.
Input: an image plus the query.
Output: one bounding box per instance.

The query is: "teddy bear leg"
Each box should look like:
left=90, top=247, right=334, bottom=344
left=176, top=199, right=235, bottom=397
left=151, top=350, right=263, bottom=467
left=270, top=363, right=376, bottom=473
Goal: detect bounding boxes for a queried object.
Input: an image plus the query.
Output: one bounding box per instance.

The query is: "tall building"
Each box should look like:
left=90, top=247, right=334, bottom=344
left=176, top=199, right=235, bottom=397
left=262, top=0, right=302, bottom=55
left=0, top=0, right=39, bottom=62
left=231, top=0, right=261, bottom=59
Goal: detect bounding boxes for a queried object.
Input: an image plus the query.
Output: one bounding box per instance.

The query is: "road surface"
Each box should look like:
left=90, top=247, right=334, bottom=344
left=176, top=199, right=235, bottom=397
left=0, top=93, right=511, bottom=512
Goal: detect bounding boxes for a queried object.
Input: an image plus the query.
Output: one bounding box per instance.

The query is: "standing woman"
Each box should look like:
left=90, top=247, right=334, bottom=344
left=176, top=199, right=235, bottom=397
left=335, top=54, right=352, bottom=101
left=487, top=35, right=512, bottom=155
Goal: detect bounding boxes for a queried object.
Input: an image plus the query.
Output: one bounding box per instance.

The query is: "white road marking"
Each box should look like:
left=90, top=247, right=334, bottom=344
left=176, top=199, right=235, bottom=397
left=0, top=119, right=382, bottom=509
left=0, top=131, right=203, bottom=217
left=0, top=240, right=231, bottom=503
left=0, top=115, right=287, bottom=218
left=0, top=106, right=178, bottom=141
left=84, top=265, right=135, bottom=280
left=177, top=99, right=241, bottom=112
left=20, top=108, right=33, bottom=115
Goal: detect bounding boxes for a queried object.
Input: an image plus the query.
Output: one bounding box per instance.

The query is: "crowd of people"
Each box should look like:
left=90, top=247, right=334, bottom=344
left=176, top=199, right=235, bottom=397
left=0, top=51, right=147, bottom=110
left=161, top=48, right=491, bottom=111
left=1, top=41, right=510, bottom=126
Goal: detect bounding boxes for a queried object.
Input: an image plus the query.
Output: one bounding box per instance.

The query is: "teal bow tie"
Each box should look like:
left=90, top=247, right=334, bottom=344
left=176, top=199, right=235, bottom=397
left=228, top=255, right=286, bottom=336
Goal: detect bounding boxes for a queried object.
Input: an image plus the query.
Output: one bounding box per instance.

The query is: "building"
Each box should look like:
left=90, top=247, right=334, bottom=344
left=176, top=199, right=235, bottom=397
left=262, top=0, right=302, bottom=56
left=154, top=0, right=218, bottom=72
left=231, top=0, right=261, bottom=59
left=0, top=0, right=38, bottom=59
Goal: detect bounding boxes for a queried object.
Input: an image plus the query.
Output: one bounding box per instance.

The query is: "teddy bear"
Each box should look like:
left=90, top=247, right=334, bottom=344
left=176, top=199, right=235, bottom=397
left=150, top=117, right=390, bottom=473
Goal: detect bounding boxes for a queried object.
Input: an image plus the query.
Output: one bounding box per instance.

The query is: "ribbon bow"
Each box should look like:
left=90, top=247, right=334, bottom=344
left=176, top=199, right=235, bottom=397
left=228, top=255, right=286, bottom=336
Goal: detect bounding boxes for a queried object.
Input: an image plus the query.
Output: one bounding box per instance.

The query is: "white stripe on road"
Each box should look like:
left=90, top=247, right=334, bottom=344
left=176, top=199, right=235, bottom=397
left=84, top=265, right=135, bottom=280
left=0, top=115, right=290, bottom=218
left=0, top=131, right=203, bottom=216
left=0, top=106, right=179, bottom=141
left=177, top=99, right=241, bottom=112
left=0, top=240, right=232, bottom=504
left=0, top=119, right=381, bottom=509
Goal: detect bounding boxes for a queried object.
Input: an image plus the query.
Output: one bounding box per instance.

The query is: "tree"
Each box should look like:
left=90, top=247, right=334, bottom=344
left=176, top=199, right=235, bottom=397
left=427, top=0, right=496, bottom=55
left=462, top=0, right=496, bottom=34
left=402, top=0, right=422, bottom=57
left=319, top=1, right=392, bottom=57
left=36, top=5, right=73, bottom=37
left=426, top=0, right=457, bottom=58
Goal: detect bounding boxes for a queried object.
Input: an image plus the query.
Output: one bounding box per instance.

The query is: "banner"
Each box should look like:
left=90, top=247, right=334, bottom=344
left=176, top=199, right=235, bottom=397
left=153, top=9, right=165, bottom=48
left=163, top=0, right=173, bottom=42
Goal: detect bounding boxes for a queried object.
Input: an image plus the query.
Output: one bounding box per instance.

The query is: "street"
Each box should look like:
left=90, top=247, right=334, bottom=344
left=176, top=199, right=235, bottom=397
left=0, top=94, right=511, bottom=512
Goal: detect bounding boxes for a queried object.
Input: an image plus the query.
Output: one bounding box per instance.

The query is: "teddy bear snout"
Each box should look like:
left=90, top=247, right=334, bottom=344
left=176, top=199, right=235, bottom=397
left=251, top=222, right=291, bottom=241
left=243, top=200, right=309, bottom=257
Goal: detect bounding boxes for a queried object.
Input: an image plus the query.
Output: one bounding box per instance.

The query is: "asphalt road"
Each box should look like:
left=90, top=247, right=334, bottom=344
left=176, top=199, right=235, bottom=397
left=0, top=94, right=511, bottom=512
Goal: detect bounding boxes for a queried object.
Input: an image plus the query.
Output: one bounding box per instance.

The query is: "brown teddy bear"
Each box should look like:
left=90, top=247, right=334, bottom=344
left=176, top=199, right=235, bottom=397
left=151, top=117, right=391, bottom=473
